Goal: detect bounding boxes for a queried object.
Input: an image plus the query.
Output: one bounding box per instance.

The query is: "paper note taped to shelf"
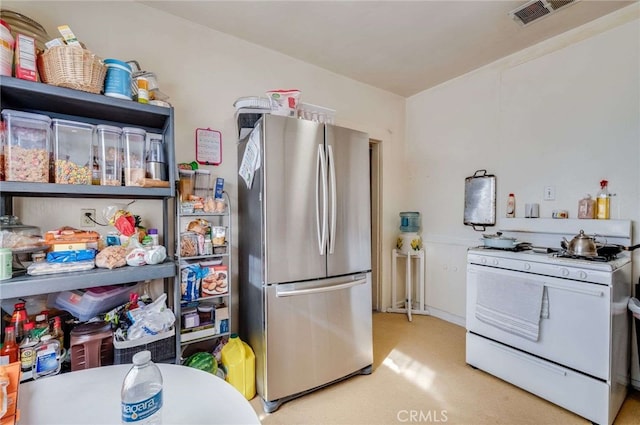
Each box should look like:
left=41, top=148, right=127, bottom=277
left=239, top=121, right=261, bottom=189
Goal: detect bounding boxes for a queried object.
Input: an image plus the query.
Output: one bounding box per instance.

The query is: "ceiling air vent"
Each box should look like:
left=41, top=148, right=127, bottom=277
left=510, top=0, right=579, bottom=26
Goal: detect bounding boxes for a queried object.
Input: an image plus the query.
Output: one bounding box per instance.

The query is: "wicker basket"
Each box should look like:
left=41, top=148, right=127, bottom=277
left=38, top=45, right=106, bottom=94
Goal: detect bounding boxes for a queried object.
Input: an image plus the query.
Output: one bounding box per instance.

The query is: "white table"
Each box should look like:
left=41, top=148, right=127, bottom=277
left=388, top=248, right=428, bottom=321
left=18, top=363, right=261, bottom=424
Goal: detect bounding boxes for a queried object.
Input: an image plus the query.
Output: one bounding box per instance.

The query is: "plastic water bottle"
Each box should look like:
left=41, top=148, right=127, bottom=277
left=121, top=350, right=163, bottom=425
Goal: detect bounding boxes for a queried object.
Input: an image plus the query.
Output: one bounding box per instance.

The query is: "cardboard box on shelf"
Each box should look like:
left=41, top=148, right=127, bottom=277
left=14, top=34, right=37, bottom=81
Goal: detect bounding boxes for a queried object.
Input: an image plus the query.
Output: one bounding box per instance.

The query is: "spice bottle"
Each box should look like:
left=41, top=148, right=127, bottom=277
left=596, top=180, right=610, bottom=220
left=578, top=194, right=596, bottom=219
left=506, top=193, right=516, bottom=218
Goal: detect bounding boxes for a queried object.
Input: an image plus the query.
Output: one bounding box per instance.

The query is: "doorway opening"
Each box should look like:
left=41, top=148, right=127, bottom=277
left=370, top=139, right=382, bottom=311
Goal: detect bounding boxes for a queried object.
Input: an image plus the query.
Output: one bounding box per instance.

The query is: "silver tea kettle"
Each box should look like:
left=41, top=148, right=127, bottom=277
left=562, top=230, right=597, bottom=256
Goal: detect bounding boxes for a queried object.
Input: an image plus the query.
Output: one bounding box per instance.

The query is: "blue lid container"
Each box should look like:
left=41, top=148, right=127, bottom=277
left=103, top=59, right=132, bottom=100
left=400, top=211, right=420, bottom=233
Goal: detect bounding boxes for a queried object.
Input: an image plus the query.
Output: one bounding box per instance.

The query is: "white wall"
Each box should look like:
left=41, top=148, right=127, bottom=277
left=4, top=1, right=406, bottom=320
left=406, top=5, right=640, bottom=323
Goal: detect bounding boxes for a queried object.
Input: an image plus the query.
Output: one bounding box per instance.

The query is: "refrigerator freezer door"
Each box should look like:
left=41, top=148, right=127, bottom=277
left=263, top=115, right=326, bottom=284
left=325, top=124, right=372, bottom=276
left=262, top=273, right=373, bottom=401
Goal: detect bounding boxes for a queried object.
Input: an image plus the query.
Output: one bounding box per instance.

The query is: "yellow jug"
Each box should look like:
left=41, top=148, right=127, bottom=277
left=221, top=333, right=255, bottom=400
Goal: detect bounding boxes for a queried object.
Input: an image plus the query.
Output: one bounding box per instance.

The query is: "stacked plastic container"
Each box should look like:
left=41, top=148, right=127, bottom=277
left=51, top=119, right=94, bottom=184
left=1, top=110, right=51, bottom=183
left=122, top=127, right=146, bottom=186
left=96, top=125, right=122, bottom=186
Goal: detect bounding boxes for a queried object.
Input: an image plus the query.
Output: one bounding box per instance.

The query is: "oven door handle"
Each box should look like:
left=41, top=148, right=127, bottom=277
left=543, top=283, right=604, bottom=298
left=489, top=341, right=567, bottom=376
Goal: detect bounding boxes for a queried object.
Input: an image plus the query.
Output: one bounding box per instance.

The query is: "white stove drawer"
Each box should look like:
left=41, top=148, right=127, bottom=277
left=466, top=332, right=622, bottom=425
left=466, top=265, right=611, bottom=379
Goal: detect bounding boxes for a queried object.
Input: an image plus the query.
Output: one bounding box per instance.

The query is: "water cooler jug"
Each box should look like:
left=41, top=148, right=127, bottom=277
left=397, top=212, right=422, bottom=254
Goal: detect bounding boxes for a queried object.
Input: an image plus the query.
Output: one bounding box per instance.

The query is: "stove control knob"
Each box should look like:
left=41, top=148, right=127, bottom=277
left=561, top=268, right=570, bottom=277
left=492, top=259, right=499, bottom=266
left=480, top=257, right=487, bottom=265
left=523, top=263, right=531, bottom=271
left=578, top=271, right=587, bottom=280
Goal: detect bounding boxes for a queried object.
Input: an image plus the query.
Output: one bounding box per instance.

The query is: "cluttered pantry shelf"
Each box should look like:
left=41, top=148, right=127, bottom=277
left=0, top=75, right=172, bottom=129
left=0, top=75, right=178, bottom=364
left=175, top=191, right=232, bottom=350
left=0, top=262, right=176, bottom=299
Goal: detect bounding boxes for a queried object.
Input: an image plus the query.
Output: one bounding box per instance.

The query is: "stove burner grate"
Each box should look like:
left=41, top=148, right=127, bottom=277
left=554, top=252, right=616, bottom=262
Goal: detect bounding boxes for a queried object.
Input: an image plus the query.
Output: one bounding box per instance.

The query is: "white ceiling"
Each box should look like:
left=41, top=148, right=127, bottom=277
left=142, top=0, right=635, bottom=97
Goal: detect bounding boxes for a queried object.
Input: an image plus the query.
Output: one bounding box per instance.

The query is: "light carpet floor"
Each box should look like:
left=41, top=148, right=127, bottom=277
left=249, top=312, right=640, bottom=424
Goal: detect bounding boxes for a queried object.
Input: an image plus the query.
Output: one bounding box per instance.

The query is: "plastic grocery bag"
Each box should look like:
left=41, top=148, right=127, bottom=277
left=126, top=293, right=175, bottom=340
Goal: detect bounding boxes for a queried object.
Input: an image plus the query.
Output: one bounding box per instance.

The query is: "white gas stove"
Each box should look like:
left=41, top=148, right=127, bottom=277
left=466, top=219, right=633, bottom=425
left=467, top=246, right=631, bottom=284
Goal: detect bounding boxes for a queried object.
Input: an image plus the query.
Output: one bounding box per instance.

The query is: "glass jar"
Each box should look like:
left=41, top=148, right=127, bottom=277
left=97, top=124, right=122, bottom=186
left=197, top=305, right=213, bottom=325
left=122, top=127, right=146, bottom=186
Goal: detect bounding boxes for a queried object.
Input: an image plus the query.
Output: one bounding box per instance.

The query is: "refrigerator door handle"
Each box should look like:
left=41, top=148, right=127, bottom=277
left=328, top=144, right=337, bottom=254
left=316, top=144, right=328, bottom=255
left=276, top=274, right=368, bottom=297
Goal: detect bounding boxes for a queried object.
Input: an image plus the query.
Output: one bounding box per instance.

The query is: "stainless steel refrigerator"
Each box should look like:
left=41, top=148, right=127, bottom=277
left=237, top=114, right=373, bottom=413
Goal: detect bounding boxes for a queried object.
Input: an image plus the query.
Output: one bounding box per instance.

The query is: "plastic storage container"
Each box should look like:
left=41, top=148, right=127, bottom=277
left=1, top=109, right=51, bottom=182
left=96, top=124, right=122, bottom=186
left=103, top=59, right=132, bottom=100
left=220, top=333, right=256, bottom=400
left=399, top=212, right=420, bottom=233
left=32, top=335, right=65, bottom=379
left=51, top=119, right=94, bottom=185
left=122, top=126, right=146, bottom=186
left=113, top=328, right=175, bottom=365
left=52, top=284, right=138, bottom=322
left=178, top=169, right=195, bottom=201
left=194, top=169, right=210, bottom=198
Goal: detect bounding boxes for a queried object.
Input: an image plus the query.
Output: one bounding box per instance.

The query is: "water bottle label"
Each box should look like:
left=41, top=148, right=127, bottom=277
left=121, top=390, right=163, bottom=422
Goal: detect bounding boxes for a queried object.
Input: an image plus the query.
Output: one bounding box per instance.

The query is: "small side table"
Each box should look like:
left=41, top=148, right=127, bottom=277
left=388, top=248, right=427, bottom=321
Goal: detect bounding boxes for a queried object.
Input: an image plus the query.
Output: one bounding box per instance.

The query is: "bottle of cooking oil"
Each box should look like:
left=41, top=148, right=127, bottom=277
left=596, top=180, right=610, bottom=220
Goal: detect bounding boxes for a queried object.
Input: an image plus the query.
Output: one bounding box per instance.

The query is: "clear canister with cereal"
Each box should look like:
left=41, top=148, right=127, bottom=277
left=122, top=127, right=146, bottom=186
left=1, top=109, right=51, bottom=183
left=97, top=124, right=122, bottom=186
left=51, top=119, right=94, bottom=185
